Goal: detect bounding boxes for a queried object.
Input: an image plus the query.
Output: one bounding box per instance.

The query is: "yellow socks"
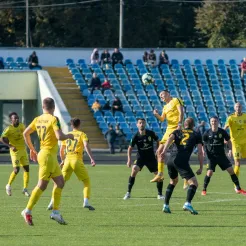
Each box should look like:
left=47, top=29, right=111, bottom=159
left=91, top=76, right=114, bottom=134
left=52, top=187, right=62, bottom=210
left=234, top=165, right=240, bottom=177
left=83, top=178, right=91, bottom=199
left=23, top=172, right=29, bottom=189
left=8, top=171, right=17, bottom=185
left=26, top=186, right=43, bottom=210
left=158, top=162, right=164, bottom=174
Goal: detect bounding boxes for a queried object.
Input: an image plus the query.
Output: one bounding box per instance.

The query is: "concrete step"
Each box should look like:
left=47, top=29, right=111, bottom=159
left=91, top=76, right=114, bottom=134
left=55, top=83, right=79, bottom=89
left=61, top=94, right=83, bottom=99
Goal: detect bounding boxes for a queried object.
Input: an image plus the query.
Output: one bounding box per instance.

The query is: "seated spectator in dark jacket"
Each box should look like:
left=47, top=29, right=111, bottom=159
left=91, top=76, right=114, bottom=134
left=91, top=48, right=100, bottom=65
left=112, top=97, right=123, bottom=115
left=159, top=50, right=169, bottom=67
left=143, top=51, right=149, bottom=65
left=0, top=60, right=4, bottom=69
left=241, top=57, right=246, bottom=78
left=101, top=49, right=111, bottom=65
left=28, top=51, right=42, bottom=70
left=102, top=101, right=111, bottom=111
left=101, top=78, right=112, bottom=93
left=112, top=48, right=123, bottom=68
left=105, top=125, right=117, bottom=154
left=115, top=124, right=127, bottom=152
left=89, top=73, right=101, bottom=94
left=148, top=49, right=156, bottom=67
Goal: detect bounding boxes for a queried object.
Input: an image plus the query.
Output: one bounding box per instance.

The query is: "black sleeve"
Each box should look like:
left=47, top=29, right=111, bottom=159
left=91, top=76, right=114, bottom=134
left=202, top=131, right=208, bottom=143
left=196, top=132, right=203, bottom=145
left=130, top=135, right=137, bottom=147
left=152, top=131, right=159, bottom=141
left=222, top=129, right=230, bottom=141
left=171, top=130, right=178, bottom=142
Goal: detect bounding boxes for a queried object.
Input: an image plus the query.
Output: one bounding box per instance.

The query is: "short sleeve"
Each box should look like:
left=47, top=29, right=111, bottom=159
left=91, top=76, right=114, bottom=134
left=152, top=131, right=159, bottom=141
left=196, top=133, right=203, bottom=145
left=171, top=130, right=179, bottom=141
left=224, top=116, right=231, bottom=128
left=223, top=129, right=230, bottom=141
left=81, top=132, right=89, bottom=142
left=29, top=118, right=37, bottom=131
left=1, top=127, right=9, bottom=138
left=202, top=131, right=208, bottom=143
left=52, top=116, right=61, bottom=131
left=176, top=98, right=184, bottom=106
left=130, top=135, right=137, bottom=147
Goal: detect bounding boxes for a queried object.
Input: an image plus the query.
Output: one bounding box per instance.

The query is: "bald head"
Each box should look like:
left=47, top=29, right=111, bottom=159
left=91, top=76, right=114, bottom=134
left=184, top=117, right=194, bottom=129
left=234, top=102, right=242, bottom=115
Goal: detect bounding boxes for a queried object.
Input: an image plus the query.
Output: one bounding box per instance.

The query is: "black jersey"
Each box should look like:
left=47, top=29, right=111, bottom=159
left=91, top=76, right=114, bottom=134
left=171, top=129, right=202, bottom=158
left=130, top=129, right=159, bottom=159
left=203, top=128, right=230, bottom=158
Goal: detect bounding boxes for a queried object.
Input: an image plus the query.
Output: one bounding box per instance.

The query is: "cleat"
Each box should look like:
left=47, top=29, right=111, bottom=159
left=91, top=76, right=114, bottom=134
left=6, top=184, right=12, bottom=196
left=83, top=205, right=95, bottom=211
left=47, top=200, right=53, bottom=211
left=123, top=192, right=131, bottom=200
left=50, top=211, right=67, bottom=225
left=150, top=174, right=164, bottom=183
left=183, top=203, right=198, bottom=215
left=22, top=188, right=30, bottom=197
left=157, top=195, right=165, bottom=200
left=201, top=190, right=207, bottom=196
left=237, top=189, right=246, bottom=195
left=163, top=204, right=171, bottom=213
left=235, top=188, right=241, bottom=194
left=21, top=210, right=34, bottom=226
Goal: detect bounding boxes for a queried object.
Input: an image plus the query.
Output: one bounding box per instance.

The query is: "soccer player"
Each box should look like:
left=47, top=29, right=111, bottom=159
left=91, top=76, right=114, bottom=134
left=47, top=117, right=96, bottom=211
left=1, top=112, right=30, bottom=197
left=224, top=102, right=246, bottom=193
left=21, top=97, right=74, bottom=226
left=150, top=90, right=184, bottom=183
left=123, top=118, right=164, bottom=200
left=202, top=116, right=246, bottom=195
left=161, top=118, right=203, bottom=215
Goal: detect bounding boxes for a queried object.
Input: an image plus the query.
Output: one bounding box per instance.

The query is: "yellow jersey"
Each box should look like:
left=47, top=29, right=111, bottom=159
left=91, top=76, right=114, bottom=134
left=62, top=130, right=88, bottom=159
left=225, top=113, right=246, bottom=144
left=162, top=98, right=184, bottom=129
left=29, top=113, right=61, bottom=152
left=1, top=123, right=26, bottom=151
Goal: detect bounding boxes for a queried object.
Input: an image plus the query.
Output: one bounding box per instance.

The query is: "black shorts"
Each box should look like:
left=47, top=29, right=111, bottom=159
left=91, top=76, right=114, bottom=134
left=167, top=155, right=195, bottom=180
left=207, top=155, right=232, bottom=172
left=134, top=158, right=158, bottom=173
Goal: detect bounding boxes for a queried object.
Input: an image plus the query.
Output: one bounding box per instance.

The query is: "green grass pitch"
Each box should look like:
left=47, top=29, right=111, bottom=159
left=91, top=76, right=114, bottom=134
left=1, top=164, right=246, bottom=246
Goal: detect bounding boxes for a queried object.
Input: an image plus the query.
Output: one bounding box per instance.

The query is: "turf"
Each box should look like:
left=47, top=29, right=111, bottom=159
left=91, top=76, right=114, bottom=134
left=1, top=164, right=246, bottom=246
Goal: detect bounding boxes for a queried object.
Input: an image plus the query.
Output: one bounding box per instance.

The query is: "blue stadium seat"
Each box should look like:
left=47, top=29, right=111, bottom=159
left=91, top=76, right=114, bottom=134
left=194, top=59, right=202, bottom=66
left=66, top=58, right=74, bottom=65
left=229, top=59, right=237, bottom=66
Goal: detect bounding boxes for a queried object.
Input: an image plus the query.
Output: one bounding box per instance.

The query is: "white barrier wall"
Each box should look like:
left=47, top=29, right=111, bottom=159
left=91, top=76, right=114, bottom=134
left=0, top=48, right=246, bottom=67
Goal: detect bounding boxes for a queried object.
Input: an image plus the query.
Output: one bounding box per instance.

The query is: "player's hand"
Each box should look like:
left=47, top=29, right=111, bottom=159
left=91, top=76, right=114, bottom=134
left=176, top=125, right=182, bottom=130
left=160, top=151, right=166, bottom=159
left=30, top=149, right=38, bottom=162
left=60, top=161, right=64, bottom=169
left=153, top=109, right=158, bottom=116
left=91, top=159, right=96, bottom=167
left=10, top=146, right=17, bottom=152
left=228, top=150, right=232, bottom=158
left=196, top=168, right=202, bottom=175
left=127, top=160, right=131, bottom=168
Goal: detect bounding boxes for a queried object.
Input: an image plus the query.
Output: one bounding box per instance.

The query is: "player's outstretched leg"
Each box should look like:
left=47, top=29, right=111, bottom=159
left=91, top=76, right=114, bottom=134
left=227, top=167, right=246, bottom=195
left=151, top=145, right=164, bottom=183
left=201, top=170, right=213, bottom=196
left=6, top=167, right=20, bottom=196
left=157, top=181, right=165, bottom=200
left=83, top=178, right=95, bottom=210
left=22, top=166, right=30, bottom=197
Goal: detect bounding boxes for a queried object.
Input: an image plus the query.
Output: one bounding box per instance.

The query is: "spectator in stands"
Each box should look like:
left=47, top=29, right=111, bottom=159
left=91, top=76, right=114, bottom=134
left=90, top=48, right=100, bottom=65
left=159, top=50, right=169, bottom=67
left=101, top=49, right=111, bottom=65
left=112, top=48, right=124, bottom=68
left=148, top=49, right=156, bottom=67
left=89, top=73, right=101, bottom=94
left=143, top=51, right=149, bottom=65
left=196, top=120, right=206, bottom=136
left=28, top=51, right=42, bottom=70
left=102, top=100, right=111, bottom=111
left=111, top=97, right=123, bottom=115
left=101, top=77, right=112, bottom=93
left=91, top=99, right=101, bottom=112
left=241, top=57, right=246, bottom=78
left=115, top=124, right=127, bottom=152
left=105, top=125, right=117, bottom=154
left=0, top=59, right=4, bottom=69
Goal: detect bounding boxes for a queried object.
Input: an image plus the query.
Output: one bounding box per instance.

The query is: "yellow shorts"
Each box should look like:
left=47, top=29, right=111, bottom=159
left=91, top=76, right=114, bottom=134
left=10, top=149, right=29, bottom=167
left=62, top=158, right=89, bottom=182
left=232, top=142, right=246, bottom=159
left=37, top=149, right=62, bottom=181
left=160, top=128, right=177, bottom=144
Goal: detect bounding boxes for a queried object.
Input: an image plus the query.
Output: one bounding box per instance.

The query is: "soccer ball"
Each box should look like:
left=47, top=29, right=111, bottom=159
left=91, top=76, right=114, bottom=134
left=142, top=73, right=154, bottom=85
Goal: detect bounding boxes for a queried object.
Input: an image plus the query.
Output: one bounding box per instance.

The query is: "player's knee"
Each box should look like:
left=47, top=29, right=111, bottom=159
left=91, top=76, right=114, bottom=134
left=170, top=177, right=178, bottom=185
left=131, top=166, right=139, bottom=176
left=207, top=170, right=213, bottom=177
left=23, top=166, right=29, bottom=172
left=14, top=167, right=20, bottom=174
left=227, top=167, right=234, bottom=175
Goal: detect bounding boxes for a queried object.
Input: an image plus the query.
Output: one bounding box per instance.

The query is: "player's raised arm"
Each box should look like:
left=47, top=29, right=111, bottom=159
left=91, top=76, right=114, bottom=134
left=54, top=129, right=74, bottom=141
left=176, top=104, right=184, bottom=130
left=153, top=109, right=166, bottom=122
left=160, top=134, right=175, bottom=158
left=83, top=140, right=96, bottom=166
left=23, top=126, right=38, bottom=162
left=196, top=143, right=203, bottom=175
left=127, top=146, right=133, bottom=168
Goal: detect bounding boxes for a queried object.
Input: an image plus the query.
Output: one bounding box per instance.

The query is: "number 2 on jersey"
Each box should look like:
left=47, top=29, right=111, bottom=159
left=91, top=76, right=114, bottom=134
left=37, top=126, right=47, bottom=141
left=66, top=139, right=78, bottom=152
left=180, top=133, right=190, bottom=146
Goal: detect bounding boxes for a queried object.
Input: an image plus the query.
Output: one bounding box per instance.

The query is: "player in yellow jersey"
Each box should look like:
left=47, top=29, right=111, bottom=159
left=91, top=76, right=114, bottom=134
left=47, top=117, right=96, bottom=211
left=150, top=90, right=184, bottom=183
left=224, top=102, right=246, bottom=193
left=21, top=97, right=74, bottom=226
left=1, top=112, right=30, bottom=197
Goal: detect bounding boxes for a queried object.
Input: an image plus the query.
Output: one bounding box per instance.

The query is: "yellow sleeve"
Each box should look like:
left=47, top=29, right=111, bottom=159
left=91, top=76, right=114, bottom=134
left=61, top=140, right=66, bottom=146
left=1, top=127, right=10, bottom=138
left=225, top=116, right=231, bottom=128
left=52, top=116, right=61, bottom=131
left=81, top=132, right=89, bottom=142
left=174, top=98, right=184, bottom=107
left=29, top=118, right=37, bottom=131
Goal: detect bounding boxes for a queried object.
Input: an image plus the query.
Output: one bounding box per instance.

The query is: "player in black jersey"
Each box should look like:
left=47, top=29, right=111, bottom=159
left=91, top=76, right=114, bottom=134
left=123, top=118, right=164, bottom=200
left=201, top=116, right=246, bottom=195
left=161, top=117, right=203, bottom=215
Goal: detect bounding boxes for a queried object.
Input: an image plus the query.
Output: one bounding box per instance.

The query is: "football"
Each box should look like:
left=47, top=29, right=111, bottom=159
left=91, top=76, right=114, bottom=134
left=141, top=73, right=154, bottom=85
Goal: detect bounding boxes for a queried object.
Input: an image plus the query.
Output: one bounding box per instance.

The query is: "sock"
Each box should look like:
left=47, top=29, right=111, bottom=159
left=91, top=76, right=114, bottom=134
left=234, top=166, right=240, bottom=177
left=84, top=198, right=89, bottom=206
left=231, top=174, right=241, bottom=190
left=23, top=172, right=29, bottom=189
left=203, top=175, right=211, bottom=191
left=128, top=176, right=135, bottom=193
left=8, top=171, right=17, bottom=185
left=83, top=178, right=91, bottom=200
left=26, top=186, right=43, bottom=210
left=52, top=187, right=62, bottom=210
left=157, top=181, right=163, bottom=195
left=164, top=184, right=175, bottom=205
left=186, top=185, right=197, bottom=203
left=158, top=162, right=164, bottom=174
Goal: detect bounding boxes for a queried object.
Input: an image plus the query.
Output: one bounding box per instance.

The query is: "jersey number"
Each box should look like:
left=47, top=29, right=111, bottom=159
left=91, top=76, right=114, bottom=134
left=37, top=126, right=47, bottom=141
left=66, top=139, right=78, bottom=152
left=180, top=133, right=190, bottom=146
